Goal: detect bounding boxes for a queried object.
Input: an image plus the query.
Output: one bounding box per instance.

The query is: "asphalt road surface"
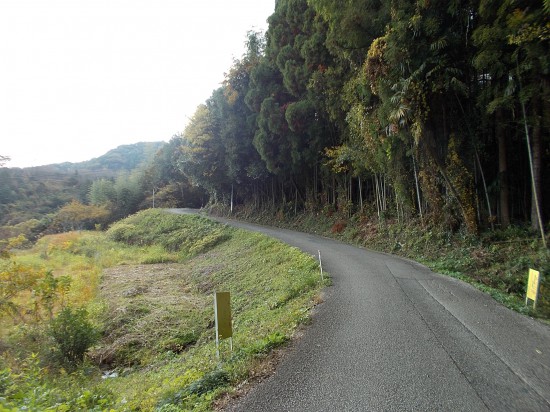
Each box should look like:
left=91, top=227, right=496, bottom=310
left=170, top=209, right=550, bottom=411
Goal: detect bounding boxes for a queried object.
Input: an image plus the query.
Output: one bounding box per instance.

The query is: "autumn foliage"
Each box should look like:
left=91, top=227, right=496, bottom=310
left=53, top=200, right=110, bottom=232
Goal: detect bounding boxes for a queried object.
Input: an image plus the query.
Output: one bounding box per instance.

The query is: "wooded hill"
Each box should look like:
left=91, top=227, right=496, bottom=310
left=146, top=0, right=549, bottom=238
left=0, top=141, right=187, bottom=240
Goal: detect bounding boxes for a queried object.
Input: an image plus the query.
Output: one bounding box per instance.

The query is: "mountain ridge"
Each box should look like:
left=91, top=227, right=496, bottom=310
left=0, top=141, right=166, bottom=227
left=4, top=141, right=166, bottom=173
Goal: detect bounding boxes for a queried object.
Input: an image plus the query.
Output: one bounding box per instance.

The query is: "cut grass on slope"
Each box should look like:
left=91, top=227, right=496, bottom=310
left=95, top=228, right=327, bottom=410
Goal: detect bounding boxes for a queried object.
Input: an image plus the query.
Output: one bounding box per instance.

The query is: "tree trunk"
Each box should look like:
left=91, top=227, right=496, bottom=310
left=474, top=146, right=493, bottom=230
left=332, top=175, right=336, bottom=206
left=272, top=177, right=276, bottom=208
left=530, top=101, right=542, bottom=232
left=497, top=110, right=510, bottom=227
left=313, top=166, right=318, bottom=204
left=374, top=175, right=381, bottom=219
left=517, top=60, right=545, bottom=245
left=358, top=176, right=363, bottom=212
left=230, top=184, right=234, bottom=214
left=412, top=149, right=423, bottom=219
left=295, top=184, right=298, bottom=215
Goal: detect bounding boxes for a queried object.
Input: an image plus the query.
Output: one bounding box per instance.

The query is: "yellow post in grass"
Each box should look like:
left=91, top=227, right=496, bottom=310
left=526, top=269, right=541, bottom=309
left=214, top=291, right=233, bottom=359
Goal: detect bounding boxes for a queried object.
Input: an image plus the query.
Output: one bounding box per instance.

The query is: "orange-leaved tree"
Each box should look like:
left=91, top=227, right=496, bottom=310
left=53, top=200, right=110, bottom=232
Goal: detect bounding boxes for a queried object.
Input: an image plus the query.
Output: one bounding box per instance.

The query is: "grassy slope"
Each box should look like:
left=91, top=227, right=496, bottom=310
left=0, top=209, right=327, bottom=411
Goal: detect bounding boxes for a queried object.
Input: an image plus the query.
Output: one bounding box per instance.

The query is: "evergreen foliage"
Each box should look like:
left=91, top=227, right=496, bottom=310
left=163, top=0, right=549, bottom=237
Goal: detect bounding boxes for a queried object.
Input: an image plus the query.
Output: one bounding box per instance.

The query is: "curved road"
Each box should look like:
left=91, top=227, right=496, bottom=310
left=172, top=210, right=550, bottom=411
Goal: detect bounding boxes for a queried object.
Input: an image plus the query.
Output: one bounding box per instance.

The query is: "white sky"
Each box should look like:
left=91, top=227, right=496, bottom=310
left=0, top=0, right=274, bottom=168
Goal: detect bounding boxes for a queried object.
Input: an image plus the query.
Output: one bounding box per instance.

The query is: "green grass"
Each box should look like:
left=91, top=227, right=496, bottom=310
left=106, top=209, right=230, bottom=258
left=1, top=209, right=327, bottom=411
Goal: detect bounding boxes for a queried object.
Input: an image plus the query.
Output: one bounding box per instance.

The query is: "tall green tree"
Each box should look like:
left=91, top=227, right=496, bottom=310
left=474, top=0, right=549, bottom=232
left=140, top=135, right=205, bottom=208
left=371, top=0, right=480, bottom=232
left=176, top=104, right=228, bottom=199
left=161, top=0, right=548, bottom=235
left=248, top=0, right=337, bottom=206
left=218, top=36, right=269, bottom=206
left=507, top=1, right=549, bottom=233
left=88, top=178, right=117, bottom=207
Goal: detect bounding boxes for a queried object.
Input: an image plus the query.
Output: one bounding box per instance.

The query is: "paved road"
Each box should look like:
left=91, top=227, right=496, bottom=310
left=171, top=209, right=550, bottom=411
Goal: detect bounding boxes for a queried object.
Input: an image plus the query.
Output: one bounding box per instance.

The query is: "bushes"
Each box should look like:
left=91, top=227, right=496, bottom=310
left=0, top=263, right=71, bottom=322
left=104, top=223, right=136, bottom=244
left=49, top=307, right=99, bottom=367
left=187, top=369, right=229, bottom=395
left=0, top=354, right=114, bottom=410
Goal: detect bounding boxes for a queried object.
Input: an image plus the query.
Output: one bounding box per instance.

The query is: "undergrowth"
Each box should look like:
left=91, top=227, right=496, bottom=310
left=219, top=204, right=550, bottom=320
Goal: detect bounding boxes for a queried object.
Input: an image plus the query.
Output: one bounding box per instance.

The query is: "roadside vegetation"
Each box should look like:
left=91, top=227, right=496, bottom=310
left=1, top=0, right=548, bottom=406
left=0, top=209, right=327, bottom=410
left=212, top=204, right=549, bottom=321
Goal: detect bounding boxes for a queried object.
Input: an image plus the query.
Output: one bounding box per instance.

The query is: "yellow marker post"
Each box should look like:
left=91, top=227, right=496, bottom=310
left=526, top=269, right=541, bottom=309
left=214, top=291, right=233, bottom=359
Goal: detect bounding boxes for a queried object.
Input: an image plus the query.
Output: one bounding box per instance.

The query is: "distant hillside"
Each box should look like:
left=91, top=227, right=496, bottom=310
left=0, top=141, right=166, bottom=228
left=9, top=141, right=166, bottom=177
left=54, top=141, right=166, bottom=173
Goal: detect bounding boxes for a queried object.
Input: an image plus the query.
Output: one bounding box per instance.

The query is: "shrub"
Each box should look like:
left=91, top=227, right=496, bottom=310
left=106, top=223, right=137, bottom=244
left=49, top=307, right=99, bottom=367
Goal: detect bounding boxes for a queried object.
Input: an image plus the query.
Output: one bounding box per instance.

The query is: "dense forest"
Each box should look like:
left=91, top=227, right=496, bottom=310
left=142, top=0, right=548, bottom=239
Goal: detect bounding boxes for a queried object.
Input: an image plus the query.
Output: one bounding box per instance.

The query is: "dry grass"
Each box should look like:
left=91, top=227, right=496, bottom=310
left=100, top=263, right=196, bottom=303
left=93, top=263, right=209, bottom=366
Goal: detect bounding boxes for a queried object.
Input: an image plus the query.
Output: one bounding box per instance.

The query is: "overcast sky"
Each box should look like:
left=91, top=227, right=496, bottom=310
left=0, top=0, right=274, bottom=168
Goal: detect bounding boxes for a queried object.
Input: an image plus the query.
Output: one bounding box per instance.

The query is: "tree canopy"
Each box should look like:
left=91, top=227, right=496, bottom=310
left=161, top=0, right=548, bottom=234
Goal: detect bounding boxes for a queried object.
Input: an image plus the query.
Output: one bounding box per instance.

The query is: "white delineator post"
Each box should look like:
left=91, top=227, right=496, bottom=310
left=318, top=250, right=323, bottom=281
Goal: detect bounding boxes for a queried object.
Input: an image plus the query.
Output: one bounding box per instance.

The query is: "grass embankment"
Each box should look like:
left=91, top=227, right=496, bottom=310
left=0, top=209, right=327, bottom=411
left=219, top=206, right=550, bottom=320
